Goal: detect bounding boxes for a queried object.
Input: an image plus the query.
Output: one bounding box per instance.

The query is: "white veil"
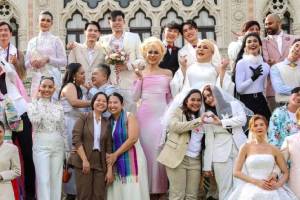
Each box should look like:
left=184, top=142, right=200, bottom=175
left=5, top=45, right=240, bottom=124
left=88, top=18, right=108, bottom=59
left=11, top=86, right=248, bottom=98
left=160, top=83, right=205, bottom=145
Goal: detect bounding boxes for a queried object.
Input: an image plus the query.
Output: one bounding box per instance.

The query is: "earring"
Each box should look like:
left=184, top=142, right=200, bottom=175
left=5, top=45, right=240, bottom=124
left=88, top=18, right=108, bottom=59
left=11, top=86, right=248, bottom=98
left=73, top=78, right=76, bottom=84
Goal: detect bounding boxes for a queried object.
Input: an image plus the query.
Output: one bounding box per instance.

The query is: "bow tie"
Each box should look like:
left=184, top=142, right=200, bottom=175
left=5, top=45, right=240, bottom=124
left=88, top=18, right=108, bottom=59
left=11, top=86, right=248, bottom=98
left=192, top=45, right=197, bottom=48
left=289, top=62, right=297, bottom=68
left=167, top=45, right=176, bottom=50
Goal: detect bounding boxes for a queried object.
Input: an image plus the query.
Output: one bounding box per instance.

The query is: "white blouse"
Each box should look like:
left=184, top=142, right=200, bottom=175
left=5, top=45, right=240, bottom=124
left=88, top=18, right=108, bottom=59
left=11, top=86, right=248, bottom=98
left=27, top=98, right=68, bottom=149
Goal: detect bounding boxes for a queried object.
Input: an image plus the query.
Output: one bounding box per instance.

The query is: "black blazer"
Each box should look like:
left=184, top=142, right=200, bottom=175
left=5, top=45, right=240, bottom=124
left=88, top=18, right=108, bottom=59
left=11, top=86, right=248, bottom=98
left=159, top=46, right=180, bottom=76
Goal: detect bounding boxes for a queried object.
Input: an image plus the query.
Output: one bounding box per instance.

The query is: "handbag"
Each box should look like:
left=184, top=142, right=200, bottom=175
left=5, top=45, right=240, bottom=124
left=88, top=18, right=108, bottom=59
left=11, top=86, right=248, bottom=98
left=62, top=158, right=72, bottom=183
left=3, top=95, right=23, bottom=132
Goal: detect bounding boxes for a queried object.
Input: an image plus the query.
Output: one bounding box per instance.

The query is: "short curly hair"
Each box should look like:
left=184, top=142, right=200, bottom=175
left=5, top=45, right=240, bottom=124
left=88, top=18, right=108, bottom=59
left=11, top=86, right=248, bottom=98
left=140, top=37, right=166, bottom=62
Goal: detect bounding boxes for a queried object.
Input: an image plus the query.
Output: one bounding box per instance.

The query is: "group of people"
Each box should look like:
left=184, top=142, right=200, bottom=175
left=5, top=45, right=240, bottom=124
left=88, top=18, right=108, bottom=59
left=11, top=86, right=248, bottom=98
left=0, top=7, right=300, bottom=200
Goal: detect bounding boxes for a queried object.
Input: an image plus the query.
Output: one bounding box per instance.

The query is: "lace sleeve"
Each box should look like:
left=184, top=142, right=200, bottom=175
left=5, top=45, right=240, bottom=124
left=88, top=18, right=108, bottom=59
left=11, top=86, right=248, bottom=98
left=57, top=104, right=68, bottom=151
left=27, top=100, right=43, bottom=128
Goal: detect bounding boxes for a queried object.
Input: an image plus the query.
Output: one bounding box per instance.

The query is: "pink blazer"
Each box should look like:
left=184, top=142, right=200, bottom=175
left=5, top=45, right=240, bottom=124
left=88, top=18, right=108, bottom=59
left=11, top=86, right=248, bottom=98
left=262, top=33, right=297, bottom=96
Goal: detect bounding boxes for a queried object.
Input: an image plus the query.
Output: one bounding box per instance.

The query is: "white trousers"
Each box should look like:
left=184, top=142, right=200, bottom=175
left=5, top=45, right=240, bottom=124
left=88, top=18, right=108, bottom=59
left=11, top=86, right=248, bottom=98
left=33, top=133, right=64, bottom=200
left=213, top=144, right=238, bottom=200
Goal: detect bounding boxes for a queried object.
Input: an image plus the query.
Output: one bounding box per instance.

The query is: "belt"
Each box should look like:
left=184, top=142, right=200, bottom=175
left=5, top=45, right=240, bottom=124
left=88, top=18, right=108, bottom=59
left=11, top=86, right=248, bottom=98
left=239, top=92, right=263, bottom=98
left=92, top=149, right=100, bottom=152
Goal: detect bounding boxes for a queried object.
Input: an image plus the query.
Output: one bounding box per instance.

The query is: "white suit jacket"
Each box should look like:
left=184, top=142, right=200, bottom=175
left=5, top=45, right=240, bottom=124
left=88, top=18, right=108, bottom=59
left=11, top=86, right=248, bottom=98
left=99, top=32, right=142, bottom=89
left=203, top=101, right=247, bottom=171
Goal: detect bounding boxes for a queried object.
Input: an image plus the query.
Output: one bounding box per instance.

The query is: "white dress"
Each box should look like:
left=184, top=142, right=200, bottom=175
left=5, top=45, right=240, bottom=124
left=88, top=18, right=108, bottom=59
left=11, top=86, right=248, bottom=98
left=107, top=115, right=150, bottom=200
left=183, top=62, right=234, bottom=94
left=228, top=154, right=298, bottom=200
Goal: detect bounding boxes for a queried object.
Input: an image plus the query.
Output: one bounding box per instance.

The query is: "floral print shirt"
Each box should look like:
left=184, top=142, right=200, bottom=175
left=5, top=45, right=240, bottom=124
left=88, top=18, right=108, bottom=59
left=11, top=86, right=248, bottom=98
left=268, top=105, right=298, bottom=148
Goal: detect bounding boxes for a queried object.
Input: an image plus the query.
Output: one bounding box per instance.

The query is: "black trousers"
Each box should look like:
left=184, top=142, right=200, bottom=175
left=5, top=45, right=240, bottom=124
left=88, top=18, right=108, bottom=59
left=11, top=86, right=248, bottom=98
left=12, top=112, right=36, bottom=199
left=239, top=92, right=271, bottom=121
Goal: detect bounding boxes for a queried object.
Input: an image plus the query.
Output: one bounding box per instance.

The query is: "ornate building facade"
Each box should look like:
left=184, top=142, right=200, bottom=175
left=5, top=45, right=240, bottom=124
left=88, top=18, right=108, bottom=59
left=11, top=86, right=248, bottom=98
left=1, top=0, right=300, bottom=55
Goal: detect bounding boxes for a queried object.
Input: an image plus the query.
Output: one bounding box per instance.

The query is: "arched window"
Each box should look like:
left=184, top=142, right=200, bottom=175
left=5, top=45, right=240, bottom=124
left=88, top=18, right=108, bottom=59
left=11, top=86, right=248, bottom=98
left=10, top=18, right=18, bottom=48
left=98, top=10, right=112, bottom=36
left=282, top=11, right=292, bottom=34
left=160, top=9, right=183, bottom=47
left=193, top=8, right=216, bottom=40
left=66, top=11, right=88, bottom=44
left=129, top=10, right=152, bottom=41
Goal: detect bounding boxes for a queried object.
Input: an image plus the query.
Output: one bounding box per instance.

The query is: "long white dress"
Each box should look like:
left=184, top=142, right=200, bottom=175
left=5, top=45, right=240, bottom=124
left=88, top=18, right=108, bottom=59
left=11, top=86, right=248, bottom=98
left=107, top=114, right=150, bottom=200
left=228, top=154, right=298, bottom=200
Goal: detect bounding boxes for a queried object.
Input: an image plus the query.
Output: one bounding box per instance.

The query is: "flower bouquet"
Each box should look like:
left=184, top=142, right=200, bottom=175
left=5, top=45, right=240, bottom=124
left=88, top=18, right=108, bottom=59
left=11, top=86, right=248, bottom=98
left=105, top=49, right=129, bottom=84
left=105, top=49, right=129, bottom=65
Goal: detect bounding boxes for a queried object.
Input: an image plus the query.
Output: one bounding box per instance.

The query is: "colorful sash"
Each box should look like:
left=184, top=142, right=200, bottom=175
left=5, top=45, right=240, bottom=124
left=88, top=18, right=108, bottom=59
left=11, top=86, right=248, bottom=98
left=112, top=110, right=138, bottom=183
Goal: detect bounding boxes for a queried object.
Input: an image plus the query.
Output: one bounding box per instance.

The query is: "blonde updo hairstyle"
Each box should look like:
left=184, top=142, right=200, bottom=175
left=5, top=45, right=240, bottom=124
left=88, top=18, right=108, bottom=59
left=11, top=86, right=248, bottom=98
left=247, top=114, right=268, bottom=143
left=197, top=39, right=215, bottom=54
left=140, top=37, right=166, bottom=62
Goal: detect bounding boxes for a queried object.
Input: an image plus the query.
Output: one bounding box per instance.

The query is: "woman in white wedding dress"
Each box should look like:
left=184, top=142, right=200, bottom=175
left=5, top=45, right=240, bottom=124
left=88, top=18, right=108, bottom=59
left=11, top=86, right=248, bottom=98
left=229, top=114, right=298, bottom=200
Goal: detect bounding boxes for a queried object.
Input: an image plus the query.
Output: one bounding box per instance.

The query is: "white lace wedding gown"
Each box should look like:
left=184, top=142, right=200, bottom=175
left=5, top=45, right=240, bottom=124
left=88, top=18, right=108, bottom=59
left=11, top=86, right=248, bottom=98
left=228, top=154, right=298, bottom=200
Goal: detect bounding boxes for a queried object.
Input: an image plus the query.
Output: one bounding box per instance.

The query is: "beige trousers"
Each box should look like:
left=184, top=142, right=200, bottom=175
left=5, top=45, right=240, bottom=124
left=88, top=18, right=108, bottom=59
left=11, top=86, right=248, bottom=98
left=166, top=156, right=201, bottom=200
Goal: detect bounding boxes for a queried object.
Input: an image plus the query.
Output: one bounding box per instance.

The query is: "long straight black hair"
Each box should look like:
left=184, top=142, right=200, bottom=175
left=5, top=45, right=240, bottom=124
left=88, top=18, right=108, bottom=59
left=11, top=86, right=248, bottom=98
left=59, top=63, right=83, bottom=99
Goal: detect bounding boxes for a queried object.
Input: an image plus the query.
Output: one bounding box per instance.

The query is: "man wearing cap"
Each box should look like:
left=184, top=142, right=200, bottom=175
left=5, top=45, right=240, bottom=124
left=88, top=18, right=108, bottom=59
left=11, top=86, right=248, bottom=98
left=268, top=87, right=300, bottom=148
left=271, top=39, right=300, bottom=105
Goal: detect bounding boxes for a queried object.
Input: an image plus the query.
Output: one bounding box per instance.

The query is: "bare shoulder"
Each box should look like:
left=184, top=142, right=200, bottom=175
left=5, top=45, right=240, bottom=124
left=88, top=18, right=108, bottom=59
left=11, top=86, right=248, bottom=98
left=269, top=144, right=281, bottom=155
left=160, top=68, right=172, bottom=77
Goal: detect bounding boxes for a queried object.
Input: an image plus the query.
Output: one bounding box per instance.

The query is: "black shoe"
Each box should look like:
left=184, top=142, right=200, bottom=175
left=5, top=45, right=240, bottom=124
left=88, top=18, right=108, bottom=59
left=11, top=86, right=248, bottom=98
left=66, top=194, right=76, bottom=200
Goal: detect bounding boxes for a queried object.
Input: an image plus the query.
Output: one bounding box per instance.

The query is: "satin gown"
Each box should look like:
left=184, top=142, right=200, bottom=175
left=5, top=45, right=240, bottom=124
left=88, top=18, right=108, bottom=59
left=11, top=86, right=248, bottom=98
left=228, top=154, right=298, bottom=200
left=133, top=74, right=172, bottom=194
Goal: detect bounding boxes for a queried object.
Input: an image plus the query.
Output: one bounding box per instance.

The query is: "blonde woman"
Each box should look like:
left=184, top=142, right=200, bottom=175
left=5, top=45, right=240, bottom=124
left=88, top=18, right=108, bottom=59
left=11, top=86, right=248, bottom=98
left=133, top=37, right=172, bottom=198
left=228, top=115, right=298, bottom=200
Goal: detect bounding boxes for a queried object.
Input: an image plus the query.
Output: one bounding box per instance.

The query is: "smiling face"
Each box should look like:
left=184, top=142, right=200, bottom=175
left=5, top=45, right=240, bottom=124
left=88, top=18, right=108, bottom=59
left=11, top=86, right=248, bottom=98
left=182, top=24, right=198, bottom=44
left=203, top=88, right=216, bottom=107
left=108, top=95, right=123, bottom=116
left=196, top=41, right=214, bottom=63
left=288, top=41, right=300, bottom=61
left=289, top=92, right=300, bottom=108
left=245, top=25, right=260, bottom=35
left=245, top=36, right=261, bottom=56
left=39, top=14, right=53, bottom=32
left=109, top=15, right=125, bottom=34
left=145, top=44, right=163, bottom=65
left=265, top=15, right=281, bottom=35
left=186, top=92, right=202, bottom=113
left=163, top=27, right=180, bottom=44
left=93, top=94, right=107, bottom=113
left=39, top=78, right=55, bottom=98
left=74, top=66, right=85, bottom=85
left=85, top=24, right=100, bottom=43
left=0, top=24, right=12, bottom=45
left=91, top=68, right=107, bottom=87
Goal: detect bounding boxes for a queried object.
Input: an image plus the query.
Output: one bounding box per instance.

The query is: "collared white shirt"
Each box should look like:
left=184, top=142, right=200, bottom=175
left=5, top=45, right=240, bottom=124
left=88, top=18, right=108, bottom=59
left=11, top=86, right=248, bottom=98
left=186, top=115, right=204, bottom=158
left=93, top=112, right=101, bottom=150
left=110, top=33, right=125, bottom=51
left=270, top=31, right=283, bottom=55
left=87, top=48, right=95, bottom=65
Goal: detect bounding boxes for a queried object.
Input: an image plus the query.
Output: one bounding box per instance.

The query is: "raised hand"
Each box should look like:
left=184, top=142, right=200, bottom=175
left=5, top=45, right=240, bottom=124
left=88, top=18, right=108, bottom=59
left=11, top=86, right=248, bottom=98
left=249, top=65, right=263, bottom=81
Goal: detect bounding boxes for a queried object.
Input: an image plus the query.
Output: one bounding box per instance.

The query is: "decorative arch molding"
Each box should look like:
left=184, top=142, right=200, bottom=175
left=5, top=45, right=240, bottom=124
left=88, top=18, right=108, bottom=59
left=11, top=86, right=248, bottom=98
left=262, top=0, right=295, bottom=20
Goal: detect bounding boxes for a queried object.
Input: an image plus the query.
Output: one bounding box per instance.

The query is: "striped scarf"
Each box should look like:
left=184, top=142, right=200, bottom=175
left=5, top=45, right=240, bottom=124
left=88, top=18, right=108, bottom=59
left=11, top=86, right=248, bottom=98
left=112, top=110, right=138, bottom=183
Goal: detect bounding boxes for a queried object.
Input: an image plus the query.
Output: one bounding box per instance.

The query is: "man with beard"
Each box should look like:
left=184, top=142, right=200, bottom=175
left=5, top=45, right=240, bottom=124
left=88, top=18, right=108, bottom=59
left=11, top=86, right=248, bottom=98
left=270, top=39, right=300, bottom=104
left=262, top=14, right=298, bottom=110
